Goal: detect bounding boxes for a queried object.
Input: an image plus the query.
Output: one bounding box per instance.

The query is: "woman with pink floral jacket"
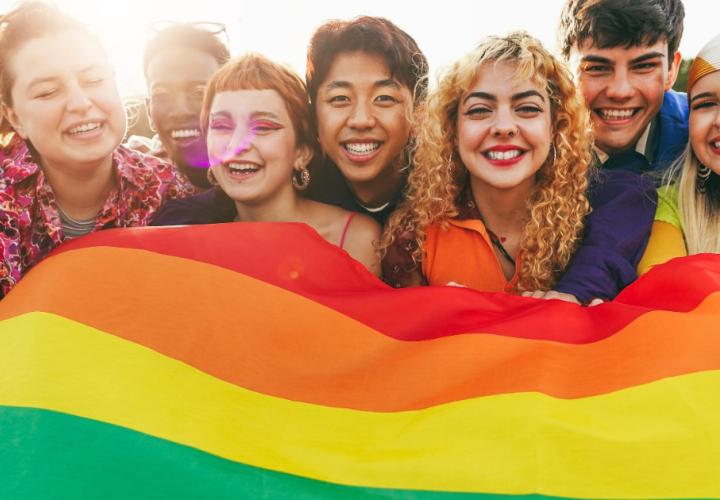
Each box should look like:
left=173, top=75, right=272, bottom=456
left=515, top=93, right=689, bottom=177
left=0, top=2, right=194, bottom=298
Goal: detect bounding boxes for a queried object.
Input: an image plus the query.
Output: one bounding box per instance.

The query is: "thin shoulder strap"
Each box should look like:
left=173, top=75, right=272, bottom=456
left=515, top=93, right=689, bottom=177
left=338, top=212, right=357, bottom=249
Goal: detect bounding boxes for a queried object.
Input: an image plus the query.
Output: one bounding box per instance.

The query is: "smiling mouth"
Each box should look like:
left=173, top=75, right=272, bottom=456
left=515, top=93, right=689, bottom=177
left=596, top=108, right=640, bottom=121
left=171, top=128, right=201, bottom=140
left=67, top=122, right=103, bottom=136
left=343, top=142, right=381, bottom=156
left=484, top=149, right=525, bottom=161
left=225, top=161, right=260, bottom=179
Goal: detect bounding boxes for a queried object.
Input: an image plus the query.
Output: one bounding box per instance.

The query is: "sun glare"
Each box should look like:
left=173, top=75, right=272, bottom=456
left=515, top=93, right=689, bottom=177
left=7, top=0, right=711, bottom=99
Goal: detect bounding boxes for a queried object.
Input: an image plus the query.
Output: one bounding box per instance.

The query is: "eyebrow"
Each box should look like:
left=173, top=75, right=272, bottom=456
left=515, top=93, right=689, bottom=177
left=27, top=64, right=102, bottom=88
left=151, top=80, right=207, bottom=88
left=463, top=89, right=545, bottom=104
left=209, top=110, right=280, bottom=120
left=690, top=91, right=716, bottom=103
left=580, top=51, right=665, bottom=66
left=325, top=78, right=401, bottom=91
left=629, top=51, right=666, bottom=64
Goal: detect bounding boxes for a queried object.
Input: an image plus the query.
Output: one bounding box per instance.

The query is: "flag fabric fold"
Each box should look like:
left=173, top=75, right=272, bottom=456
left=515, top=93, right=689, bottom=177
left=1, top=222, right=719, bottom=499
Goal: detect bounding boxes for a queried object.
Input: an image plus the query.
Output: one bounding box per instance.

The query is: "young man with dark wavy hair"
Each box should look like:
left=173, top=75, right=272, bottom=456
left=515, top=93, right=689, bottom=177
left=559, top=0, right=687, bottom=174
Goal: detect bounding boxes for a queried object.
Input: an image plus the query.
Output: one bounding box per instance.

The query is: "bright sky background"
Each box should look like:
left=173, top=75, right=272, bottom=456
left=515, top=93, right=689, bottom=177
left=1, top=0, right=717, bottom=97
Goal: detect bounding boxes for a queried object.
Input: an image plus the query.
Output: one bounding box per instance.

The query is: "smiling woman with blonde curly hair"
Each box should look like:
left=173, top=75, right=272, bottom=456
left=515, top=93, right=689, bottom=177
left=381, top=32, right=597, bottom=297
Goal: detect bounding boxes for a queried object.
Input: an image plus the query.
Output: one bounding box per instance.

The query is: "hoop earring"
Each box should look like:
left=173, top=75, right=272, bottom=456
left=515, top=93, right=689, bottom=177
left=697, top=163, right=711, bottom=194
left=207, top=167, right=219, bottom=187
left=292, top=166, right=311, bottom=190
left=548, top=143, right=557, bottom=166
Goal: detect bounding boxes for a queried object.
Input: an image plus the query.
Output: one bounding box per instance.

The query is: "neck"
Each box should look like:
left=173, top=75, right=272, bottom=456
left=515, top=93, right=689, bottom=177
left=348, top=159, right=405, bottom=208
left=234, top=183, right=306, bottom=223
left=43, top=155, right=115, bottom=220
left=470, top=178, right=534, bottom=235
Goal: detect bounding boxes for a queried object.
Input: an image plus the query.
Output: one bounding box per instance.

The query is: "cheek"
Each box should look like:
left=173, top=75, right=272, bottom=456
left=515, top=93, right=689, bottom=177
left=386, top=113, right=411, bottom=145
left=689, top=114, right=711, bottom=155
left=639, top=76, right=667, bottom=104
left=206, top=133, right=228, bottom=163
left=316, top=107, right=339, bottom=141
left=457, top=120, right=486, bottom=152
left=578, top=77, right=600, bottom=103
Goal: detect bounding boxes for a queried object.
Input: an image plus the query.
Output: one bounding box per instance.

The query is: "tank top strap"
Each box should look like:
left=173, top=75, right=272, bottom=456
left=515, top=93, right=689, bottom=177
left=339, top=212, right=357, bottom=249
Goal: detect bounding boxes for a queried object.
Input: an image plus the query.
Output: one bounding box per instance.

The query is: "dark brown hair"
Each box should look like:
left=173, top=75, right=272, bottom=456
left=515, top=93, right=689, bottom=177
left=558, top=0, right=685, bottom=60
left=0, top=1, right=100, bottom=106
left=143, top=24, right=230, bottom=77
left=305, top=16, right=429, bottom=111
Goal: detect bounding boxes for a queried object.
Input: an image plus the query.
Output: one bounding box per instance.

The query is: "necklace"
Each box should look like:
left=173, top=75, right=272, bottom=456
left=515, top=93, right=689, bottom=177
left=355, top=199, right=391, bottom=213
left=485, top=228, right=515, bottom=267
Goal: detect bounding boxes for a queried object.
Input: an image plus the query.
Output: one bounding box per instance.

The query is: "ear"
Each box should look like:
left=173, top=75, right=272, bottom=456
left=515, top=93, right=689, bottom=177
left=665, top=51, right=682, bottom=91
left=1, top=103, right=27, bottom=139
left=293, top=144, right=313, bottom=171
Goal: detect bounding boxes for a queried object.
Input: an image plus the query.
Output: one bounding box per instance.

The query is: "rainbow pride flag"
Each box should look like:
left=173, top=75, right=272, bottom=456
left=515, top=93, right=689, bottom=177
left=1, top=222, right=719, bottom=499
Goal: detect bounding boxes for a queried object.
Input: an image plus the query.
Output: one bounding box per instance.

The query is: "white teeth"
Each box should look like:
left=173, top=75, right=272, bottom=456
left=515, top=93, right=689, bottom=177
left=68, top=122, right=101, bottom=134
left=712, top=141, right=720, bottom=149
left=599, top=109, right=635, bottom=120
left=486, top=150, right=522, bottom=160
left=227, top=162, right=259, bottom=173
left=344, top=142, right=380, bottom=154
left=171, top=129, right=200, bottom=139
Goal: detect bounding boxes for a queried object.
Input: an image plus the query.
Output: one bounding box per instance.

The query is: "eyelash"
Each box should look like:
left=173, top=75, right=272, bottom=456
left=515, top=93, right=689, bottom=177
left=692, top=101, right=719, bottom=111
left=251, top=120, right=282, bottom=132
left=464, top=105, right=542, bottom=116
left=35, top=89, right=58, bottom=99
left=209, top=120, right=233, bottom=130
left=326, top=94, right=401, bottom=105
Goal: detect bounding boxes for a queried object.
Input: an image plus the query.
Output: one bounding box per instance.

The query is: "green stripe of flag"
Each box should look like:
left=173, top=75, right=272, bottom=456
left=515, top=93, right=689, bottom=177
left=0, top=406, right=569, bottom=500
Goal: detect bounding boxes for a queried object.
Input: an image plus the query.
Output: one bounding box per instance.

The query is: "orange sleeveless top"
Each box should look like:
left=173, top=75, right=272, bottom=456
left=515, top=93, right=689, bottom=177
left=422, top=219, right=519, bottom=293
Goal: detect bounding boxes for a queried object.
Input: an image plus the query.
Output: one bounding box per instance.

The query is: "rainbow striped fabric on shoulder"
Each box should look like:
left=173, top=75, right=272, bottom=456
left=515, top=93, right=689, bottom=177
left=1, top=222, right=719, bottom=499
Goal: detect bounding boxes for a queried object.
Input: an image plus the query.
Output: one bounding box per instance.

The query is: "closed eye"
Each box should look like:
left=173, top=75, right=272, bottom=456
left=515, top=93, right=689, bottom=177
left=464, top=106, right=492, bottom=117
left=250, top=120, right=282, bottom=133
left=692, top=100, right=719, bottom=111
left=34, top=88, right=58, bottom=99
left=516, top=105, right=543, bottom=115
left=82, top=77, right=105, bottom=85
left=209, top=119, right=233, bottom=131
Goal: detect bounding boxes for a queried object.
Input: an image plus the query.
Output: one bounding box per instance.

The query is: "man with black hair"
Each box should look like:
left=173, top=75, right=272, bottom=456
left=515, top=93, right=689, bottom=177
left=128, top=23, right=230, bottom=188
left=559, top=0, right=687, bottom=174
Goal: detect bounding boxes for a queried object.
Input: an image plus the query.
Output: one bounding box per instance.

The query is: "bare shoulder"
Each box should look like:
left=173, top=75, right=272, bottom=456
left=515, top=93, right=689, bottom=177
left=345, top=212, right=382, bottom=241
left=342, top=211, right=382, bottom=277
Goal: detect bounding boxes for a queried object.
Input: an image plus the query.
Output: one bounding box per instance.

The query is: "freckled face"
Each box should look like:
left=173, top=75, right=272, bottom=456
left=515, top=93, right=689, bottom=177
left=457, top=61, right=552, bottom=195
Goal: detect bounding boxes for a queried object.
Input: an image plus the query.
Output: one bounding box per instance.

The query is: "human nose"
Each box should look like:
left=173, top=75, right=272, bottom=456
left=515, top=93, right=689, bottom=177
left=347, top=100, right=376, bottom=129
left=491, top=107, right=518, bottom=138
left=168, top=92, right=194, bottom=117
left=65, top=83, right=92, bottom=113
left=226, top=125, right=253, bottom=156
left=605, top=68, right=635, bottom=100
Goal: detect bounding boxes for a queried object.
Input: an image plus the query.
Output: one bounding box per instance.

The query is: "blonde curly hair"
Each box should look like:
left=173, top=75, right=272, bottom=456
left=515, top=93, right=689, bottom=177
left=381, top=32, right=593, bottom=292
